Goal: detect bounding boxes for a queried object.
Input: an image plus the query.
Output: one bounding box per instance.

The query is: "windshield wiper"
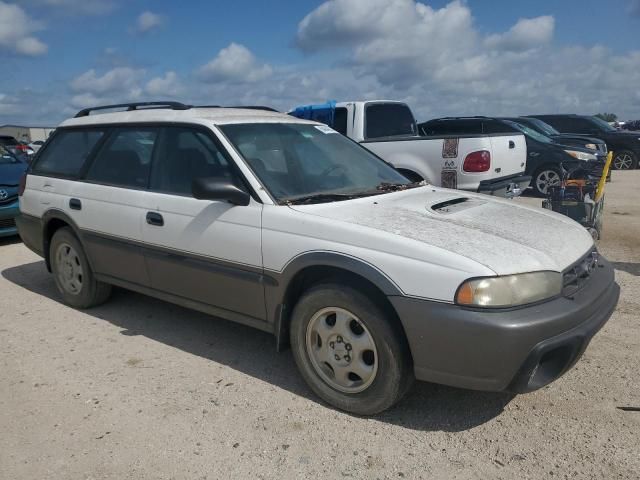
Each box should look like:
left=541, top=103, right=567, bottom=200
left=282, top=192, right=367, bottom=205
left=282, top=182, right=424, bottom=205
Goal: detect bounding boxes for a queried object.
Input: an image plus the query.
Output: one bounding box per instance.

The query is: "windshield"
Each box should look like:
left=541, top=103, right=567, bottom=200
left=503, top=121, right=553, bottom=144
left=589, top=116, right=617, bottom=132
left=524, top=118, right=560, bottom=136
left=220, top=123, right=412, bottom=203
left=0, top=145, right=19, bottom=164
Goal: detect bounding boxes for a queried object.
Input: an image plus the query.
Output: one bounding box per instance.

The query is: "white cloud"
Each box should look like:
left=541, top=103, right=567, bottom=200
left=134, top=11, right=164, bottom=33
left=0, top=2, right=47, bottom=56
left=485, top=16, right=555, bottom=52
left=146, top=71, right=183, bottom=97
left=293, top=0, right=640, bottom=119
left=197, top=43, right=273, bottom=83
left=70, top=67, right=146, bottom=95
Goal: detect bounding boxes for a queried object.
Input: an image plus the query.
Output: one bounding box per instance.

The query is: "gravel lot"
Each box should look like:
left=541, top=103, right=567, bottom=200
left=1, top=172, right=638, bottom=480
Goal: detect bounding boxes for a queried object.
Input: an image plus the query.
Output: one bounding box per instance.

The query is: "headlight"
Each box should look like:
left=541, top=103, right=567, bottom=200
left=455, top=271, right=562, bottom=308
left=585, top=143, right=597, bottom=150
left=564, top=150, right=597, bottom=161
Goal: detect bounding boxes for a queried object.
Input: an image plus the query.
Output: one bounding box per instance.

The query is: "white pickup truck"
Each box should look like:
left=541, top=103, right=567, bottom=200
left=290, top=100, right=531, bottom=197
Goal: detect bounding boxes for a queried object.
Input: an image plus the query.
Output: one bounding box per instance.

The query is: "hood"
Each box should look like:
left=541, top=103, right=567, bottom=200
left=0, top=161, right=27, bottom=186
left=290, top=187, right=594, bottom=275
left=551, top=134, right=605, bottom=146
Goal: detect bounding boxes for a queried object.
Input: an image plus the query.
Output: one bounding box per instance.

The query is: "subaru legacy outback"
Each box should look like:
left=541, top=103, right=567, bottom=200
left=17, top=102, right=620, bottom=415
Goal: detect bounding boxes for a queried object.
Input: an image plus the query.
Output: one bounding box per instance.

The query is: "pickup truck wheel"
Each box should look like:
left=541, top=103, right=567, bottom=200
left=290, top=283, right=413, bottom=415
left=612, top=150, right=637, bottom=170
left=533, top=166, right=562, bottom=197
left=50, top=227, right=112, bottom=309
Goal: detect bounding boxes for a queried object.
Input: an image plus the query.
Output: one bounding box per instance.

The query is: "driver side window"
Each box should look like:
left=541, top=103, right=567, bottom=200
left=150, top=127, right=237, bottom=196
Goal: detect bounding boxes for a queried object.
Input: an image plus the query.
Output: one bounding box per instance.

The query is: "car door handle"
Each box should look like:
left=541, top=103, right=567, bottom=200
left=509, top=141, right=516, bottom=149
left=146, top=212, right=164, bottom=227
left=69, top=198, right=82, bottom=210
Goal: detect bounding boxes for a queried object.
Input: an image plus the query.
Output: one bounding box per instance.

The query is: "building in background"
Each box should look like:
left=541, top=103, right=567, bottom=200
left=0, top=125, right=56, bottom=143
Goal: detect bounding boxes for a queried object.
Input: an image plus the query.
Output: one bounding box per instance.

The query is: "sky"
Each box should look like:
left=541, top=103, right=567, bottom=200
left=0, top=0, right=639, bottom=126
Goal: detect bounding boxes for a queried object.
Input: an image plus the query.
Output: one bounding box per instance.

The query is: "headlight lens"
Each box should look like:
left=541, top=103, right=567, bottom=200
left=456, top=271, right=562, bottom=308
left=564, top=150, right=597, bottom=161
left=585, top=143, right=597, bottom=150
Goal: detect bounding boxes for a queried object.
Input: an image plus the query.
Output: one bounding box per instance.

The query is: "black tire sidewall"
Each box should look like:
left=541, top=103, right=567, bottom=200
left=290, top=284, right=412, bottom=415
left=50, top=227, right=100, bottom=309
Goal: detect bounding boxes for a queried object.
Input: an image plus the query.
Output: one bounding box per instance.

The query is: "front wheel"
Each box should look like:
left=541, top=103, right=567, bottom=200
left=532, top=166, right=562, bottom=197
left=50, top=227, right=112, bottom=309
left=612, top=150, right=638, bottom=170
left=290, top=283, right=413, bottom=415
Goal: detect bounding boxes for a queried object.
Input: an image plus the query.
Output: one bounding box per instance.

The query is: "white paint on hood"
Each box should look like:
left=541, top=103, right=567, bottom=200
left=291, top=187, right=594, bottom=275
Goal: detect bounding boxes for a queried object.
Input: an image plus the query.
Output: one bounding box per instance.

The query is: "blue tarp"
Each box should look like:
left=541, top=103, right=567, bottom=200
left=289, top=101, right=337, bottom=127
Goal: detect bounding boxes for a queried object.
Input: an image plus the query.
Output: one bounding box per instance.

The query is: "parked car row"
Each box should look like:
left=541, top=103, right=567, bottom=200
left=11, top=101, right=620, bottom=415
left=0, top=135, right=42, bottom=162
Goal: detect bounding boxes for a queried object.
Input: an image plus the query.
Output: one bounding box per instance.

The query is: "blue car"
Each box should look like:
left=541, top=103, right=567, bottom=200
left=0, top=145, right=27, bottom=237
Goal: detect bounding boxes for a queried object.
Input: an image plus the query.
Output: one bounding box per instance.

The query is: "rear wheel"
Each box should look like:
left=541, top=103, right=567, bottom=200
left=290, top=283, right=413, bottom=415
left=612, top=150, right=638, bottom=170
left=533, top=166, right=562, bottom=197
left=50, top=227, right=111, bottom=308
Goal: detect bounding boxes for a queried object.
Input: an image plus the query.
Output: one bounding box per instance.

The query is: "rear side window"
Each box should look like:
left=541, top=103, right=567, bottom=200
left=32, top=129, right=104, bottom=177
left=365, top=103, right=417, bottom=139
left=150, top=127, right=235, bottom=195
left=86, top=128, right=158, bottom=188
left=420, top=120, right=483, bottom=136
left=333, top=107, right=348, bottom=135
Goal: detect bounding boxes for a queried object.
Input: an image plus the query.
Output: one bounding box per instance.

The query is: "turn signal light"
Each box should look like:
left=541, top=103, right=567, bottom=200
left=463, top=150, right=491, bottom=172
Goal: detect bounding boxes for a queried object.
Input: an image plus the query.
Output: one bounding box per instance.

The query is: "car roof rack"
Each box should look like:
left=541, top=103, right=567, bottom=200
left=74, top=101, right=192, bottom=118
left=192, top=105, right=278, bottom=112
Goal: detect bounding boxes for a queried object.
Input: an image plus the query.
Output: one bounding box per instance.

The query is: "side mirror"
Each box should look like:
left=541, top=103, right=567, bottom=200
left=192, top=177, right=251, bottom=206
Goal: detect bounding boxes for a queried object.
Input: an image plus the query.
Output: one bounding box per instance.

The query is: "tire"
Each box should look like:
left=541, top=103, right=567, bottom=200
left=50, top=227, right=111, bottom=309
left=612, top=150, right=638, bottom=170
left=290, top=283, right=413, bottom=415
left=532, top=166, right=562, bottom=197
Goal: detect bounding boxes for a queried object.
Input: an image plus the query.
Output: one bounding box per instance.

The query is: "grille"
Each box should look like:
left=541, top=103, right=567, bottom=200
left=562, top=249, right=599, bottom=296
left=0, top=195, right=17, bottom=206
left=0, top=217, right=16, bottom=229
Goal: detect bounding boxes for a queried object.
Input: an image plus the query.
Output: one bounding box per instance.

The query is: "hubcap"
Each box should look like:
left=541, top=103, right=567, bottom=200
left=614, top=153, right=633, bottom=170
left=305, top=307, right=378, bottom=394
left=536, top=170, right=561, bottom=195
left=55, top=243, right=83, bottom=295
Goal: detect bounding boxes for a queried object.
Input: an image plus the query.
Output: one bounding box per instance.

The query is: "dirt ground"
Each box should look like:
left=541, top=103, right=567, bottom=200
left=1, top=172, right=638, bottom=480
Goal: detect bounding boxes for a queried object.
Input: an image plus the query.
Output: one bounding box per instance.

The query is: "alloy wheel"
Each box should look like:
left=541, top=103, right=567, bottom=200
left=613, top=153, right=634, bottom=170
left=535, top=169, right=561, bottom=195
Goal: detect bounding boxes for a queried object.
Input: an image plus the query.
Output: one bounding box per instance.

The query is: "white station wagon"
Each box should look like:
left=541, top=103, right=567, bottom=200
left=17, top=102, right=619, bottom=414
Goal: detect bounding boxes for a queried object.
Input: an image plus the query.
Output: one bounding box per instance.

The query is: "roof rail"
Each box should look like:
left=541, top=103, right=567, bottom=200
left=74, top=101, right=191, bottom=118
left=191, top=105, right=279, bottom=112
left=229, top=106, right=279, bottom=112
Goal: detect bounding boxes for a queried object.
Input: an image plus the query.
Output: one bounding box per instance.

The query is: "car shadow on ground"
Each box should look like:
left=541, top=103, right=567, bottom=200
left=2, top=260, right=514, bottom=432
left=0, top=235, right=22, bottom=247
left=611, top=262, right=640, bottom=276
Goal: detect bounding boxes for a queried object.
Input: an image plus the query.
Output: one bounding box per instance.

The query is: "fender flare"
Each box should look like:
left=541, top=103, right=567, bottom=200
left=265, top=251, right=404, bottom=350
left=41, top=209, right=86, bottom=272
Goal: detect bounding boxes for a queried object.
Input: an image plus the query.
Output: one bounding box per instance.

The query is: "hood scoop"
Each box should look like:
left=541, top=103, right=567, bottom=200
left=430, top=197, right=485, bottom=214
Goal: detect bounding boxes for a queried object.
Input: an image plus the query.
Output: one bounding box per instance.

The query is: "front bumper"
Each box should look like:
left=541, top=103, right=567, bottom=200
left=477, top=172, right=531, bottom=198
left=389, top=256, right=619, bottom=392
left=0, top=200, right=20, bottom=237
